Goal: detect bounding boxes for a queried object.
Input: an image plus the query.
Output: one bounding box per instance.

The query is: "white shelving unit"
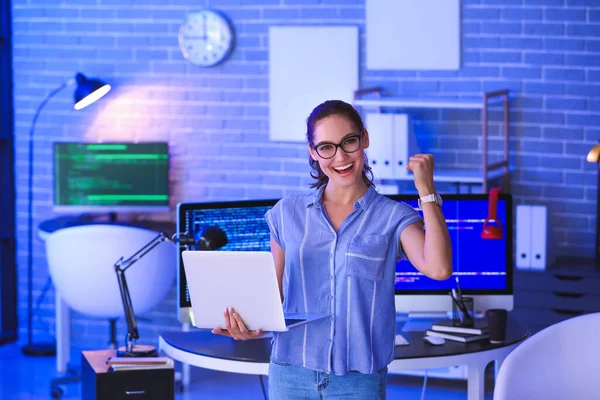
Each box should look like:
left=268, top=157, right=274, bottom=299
left=354, top=87, right=511, bottom=193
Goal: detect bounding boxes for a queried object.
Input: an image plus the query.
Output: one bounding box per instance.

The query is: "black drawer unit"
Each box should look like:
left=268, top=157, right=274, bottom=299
left=82, top=350, right=174, bottom=400
left=513, top=257, right=600, bottom=334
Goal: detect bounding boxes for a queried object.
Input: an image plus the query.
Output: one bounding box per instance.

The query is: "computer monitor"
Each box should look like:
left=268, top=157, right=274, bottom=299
left=176, top=193, right=513, bottom=324
left=177, top=199, right=278, bottom=324
left=53, top=142, right=170, bottom=213
left=389, top=193, right=514, bottom=315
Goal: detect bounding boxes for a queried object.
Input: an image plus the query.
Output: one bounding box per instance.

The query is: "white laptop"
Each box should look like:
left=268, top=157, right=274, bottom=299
left=181, top=250, right=331, bottom=332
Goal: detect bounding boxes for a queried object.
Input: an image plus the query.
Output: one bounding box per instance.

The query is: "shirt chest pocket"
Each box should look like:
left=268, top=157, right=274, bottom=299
left=345, top=234, right=390, bottom=281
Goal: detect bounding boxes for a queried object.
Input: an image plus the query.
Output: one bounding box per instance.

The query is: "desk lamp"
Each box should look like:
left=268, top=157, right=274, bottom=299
left=114, top=226, right=228, bottom=357
left=22, top=73, right=111, bottom=357
left=586, top=143, right=600, bottom=266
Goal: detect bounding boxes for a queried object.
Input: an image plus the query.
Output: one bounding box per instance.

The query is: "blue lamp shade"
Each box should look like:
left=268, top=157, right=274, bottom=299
left=73, top=73, right=111, bottom=110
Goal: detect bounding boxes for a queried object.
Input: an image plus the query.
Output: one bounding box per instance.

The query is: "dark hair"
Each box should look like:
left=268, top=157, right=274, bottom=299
left=306, top=100, right=374, bottom=189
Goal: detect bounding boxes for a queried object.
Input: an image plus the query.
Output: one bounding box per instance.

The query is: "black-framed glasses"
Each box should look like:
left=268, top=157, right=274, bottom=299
left=312, top=133, right=362, bottom=159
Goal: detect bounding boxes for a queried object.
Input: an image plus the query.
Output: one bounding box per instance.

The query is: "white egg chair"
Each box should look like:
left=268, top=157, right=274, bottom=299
left=45, top=224, right=176, bottom=375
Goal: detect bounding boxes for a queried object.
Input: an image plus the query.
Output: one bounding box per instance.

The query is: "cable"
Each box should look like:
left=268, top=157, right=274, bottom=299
left=31, top=276, right=55, bottom=339
left=420, top=369, right=428, bottom=400
left=33, top=277, right=52, bottom=318
left=259, top=375, right=268, bottom=400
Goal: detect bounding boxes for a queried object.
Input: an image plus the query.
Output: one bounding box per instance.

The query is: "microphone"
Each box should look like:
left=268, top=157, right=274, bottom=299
left=195, top=226, right=228, bottom=250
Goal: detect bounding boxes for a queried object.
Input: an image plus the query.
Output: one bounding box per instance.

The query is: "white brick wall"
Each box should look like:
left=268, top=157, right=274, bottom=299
left=11, top=0, right=600, bottom=348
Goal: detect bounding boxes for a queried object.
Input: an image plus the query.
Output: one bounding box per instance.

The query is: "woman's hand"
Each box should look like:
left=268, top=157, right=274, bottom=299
left=211, top=307, right=266, bottom=340
left=403, top=154, right=453, bottom=281
left=407, top=154, right=436, bottom=196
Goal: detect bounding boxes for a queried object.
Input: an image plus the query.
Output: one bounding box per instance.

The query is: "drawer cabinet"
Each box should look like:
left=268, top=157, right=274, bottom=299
left=515, top=291, right=600, bottom=311
left=514, top=259, right=600, bottom=334
left=82, top=350, right=174, bottom=400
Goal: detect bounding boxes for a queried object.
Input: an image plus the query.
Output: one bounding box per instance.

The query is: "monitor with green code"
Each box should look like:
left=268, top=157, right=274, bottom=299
left=53, top=142, right=170, bottom=213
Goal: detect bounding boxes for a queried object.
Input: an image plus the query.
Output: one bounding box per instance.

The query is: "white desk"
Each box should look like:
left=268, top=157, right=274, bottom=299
left=159, top=319, right=529, bottom=400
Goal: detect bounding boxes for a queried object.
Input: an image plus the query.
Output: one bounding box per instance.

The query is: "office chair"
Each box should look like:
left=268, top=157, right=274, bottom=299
left=45, top=224, right=176, bottom=398
left=493, top=312, right=600, bottom=400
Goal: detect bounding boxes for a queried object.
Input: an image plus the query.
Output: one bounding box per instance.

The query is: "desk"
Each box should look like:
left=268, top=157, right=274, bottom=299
left=159, top=318, right=529, bottom=400
left=39, top=215, right=175, bottom=375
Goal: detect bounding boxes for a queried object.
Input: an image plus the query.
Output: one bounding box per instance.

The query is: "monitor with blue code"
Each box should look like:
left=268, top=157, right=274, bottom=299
left=177, top=193, right=513, bottom=323
left=53, top=142, right=170, bottom=213
left=388, top=192, right=513, bottom=313
left=389, top=194, right=512, bottom=293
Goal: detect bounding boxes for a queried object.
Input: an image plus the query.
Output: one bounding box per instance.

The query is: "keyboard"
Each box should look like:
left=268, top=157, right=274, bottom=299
left=285, top=318, right=307, bottom=326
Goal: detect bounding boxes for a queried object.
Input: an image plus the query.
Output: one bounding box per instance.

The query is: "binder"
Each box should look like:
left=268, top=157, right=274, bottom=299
left=516, top=205, right=531, bottom=269
left=392, top=114, right=420, bottom=178
left=516, top=205, right=555, bottom=270
left=531, top=205, right=555, bottom=270
left=530, top=206, right=546, bottom=270
left=365, top=113, right=420, bottom=180
left=365, top=113, right=394, bottom=179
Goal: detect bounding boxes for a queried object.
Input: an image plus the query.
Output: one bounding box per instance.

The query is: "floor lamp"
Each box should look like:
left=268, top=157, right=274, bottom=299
left=22, top=73, right=111, bottom=357
left=586, top=142, right=600, bottom=267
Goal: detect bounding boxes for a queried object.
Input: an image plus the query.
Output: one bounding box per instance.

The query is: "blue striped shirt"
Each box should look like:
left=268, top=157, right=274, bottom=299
left=264, top=185, right=422, bottom=375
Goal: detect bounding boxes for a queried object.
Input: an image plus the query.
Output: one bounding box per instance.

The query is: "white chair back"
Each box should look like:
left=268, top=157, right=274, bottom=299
left=46, top=224, right=176, bottom=319
left=493, top=312, right=600, bottom=400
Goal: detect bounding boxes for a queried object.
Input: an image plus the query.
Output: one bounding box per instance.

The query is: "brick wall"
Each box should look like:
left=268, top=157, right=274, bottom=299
left=11, top=0, right=600, bottom=349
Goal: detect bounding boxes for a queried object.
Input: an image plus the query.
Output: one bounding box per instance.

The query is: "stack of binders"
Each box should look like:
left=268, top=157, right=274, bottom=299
left=516, top=204, right=555, bottom=270
left=106, top=356, right=174, bottom=372
left=425, top=320, right=490, bottom=343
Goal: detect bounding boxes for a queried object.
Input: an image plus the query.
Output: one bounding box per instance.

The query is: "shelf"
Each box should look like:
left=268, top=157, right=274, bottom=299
left=354, top=87, right=511, bottom=192
left=355, top=95, right=505, bottom=110
left=383, top=168, right=508, bottom=184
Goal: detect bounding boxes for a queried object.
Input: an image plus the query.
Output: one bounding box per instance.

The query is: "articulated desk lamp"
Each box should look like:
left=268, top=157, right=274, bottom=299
left=586, top=143, right=600, bottom=266
left=114, top=226, right=228, bottom=357
left=23, top=73, right=111, bottom=357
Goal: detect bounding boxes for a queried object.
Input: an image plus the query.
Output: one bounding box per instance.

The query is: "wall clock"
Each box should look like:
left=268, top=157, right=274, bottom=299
left=178, top=9, right=235, bottom=67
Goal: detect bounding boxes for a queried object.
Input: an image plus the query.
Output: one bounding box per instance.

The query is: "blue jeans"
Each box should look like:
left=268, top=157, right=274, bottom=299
left=268, top=359, right=388, bottom=399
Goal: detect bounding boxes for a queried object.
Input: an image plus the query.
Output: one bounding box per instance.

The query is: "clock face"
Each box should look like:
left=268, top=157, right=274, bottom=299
left=178, top=9, right=234, bottom=67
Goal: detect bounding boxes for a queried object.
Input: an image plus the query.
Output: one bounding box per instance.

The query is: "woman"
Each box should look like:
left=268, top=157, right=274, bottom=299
left=213, top=100, right=453, bottom=399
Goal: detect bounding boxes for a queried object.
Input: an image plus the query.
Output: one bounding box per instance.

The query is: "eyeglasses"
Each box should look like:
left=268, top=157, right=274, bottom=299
left=312, top=133, right=362, bottom=159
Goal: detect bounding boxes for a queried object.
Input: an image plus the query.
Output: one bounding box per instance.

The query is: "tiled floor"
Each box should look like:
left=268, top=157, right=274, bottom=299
left=0, top=340, right=495, bottom=399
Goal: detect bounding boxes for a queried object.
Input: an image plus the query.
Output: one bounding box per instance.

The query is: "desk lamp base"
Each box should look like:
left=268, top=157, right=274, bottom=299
left=117, top=344, right=158, bottom=358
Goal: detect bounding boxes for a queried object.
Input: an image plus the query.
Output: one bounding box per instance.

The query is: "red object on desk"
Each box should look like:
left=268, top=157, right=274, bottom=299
left=481, top=187, right=504, bottom=240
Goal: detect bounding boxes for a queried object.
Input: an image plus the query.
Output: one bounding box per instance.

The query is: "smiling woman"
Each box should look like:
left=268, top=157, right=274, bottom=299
left=306, top=103, right=374, bottom=193
left=209, top=99, right=453, bottom=399
left=311, top=132, right=364, bottom=176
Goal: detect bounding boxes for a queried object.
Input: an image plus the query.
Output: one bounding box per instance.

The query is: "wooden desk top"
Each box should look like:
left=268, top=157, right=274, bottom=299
left=82, top=349, right=117, bottom=374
